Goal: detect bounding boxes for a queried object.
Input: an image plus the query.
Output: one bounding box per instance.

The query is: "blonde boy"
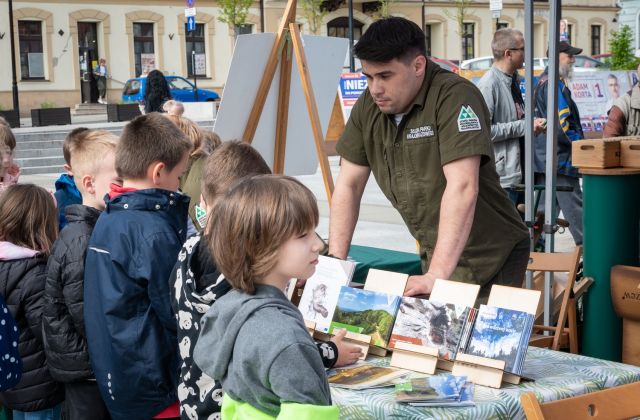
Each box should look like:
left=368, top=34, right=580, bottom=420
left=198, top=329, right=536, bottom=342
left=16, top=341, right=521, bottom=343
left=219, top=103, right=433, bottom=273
left=54, top=127, right=90, bottom=228
left=43, top=130, right=119, bottom=420
left=84, top=113, right=192, bottom=419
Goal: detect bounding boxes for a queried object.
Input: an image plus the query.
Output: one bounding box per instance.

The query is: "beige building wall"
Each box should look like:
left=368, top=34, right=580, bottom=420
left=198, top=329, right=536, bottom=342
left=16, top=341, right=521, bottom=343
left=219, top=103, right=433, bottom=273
left=0, top=0, right=619, bottom=115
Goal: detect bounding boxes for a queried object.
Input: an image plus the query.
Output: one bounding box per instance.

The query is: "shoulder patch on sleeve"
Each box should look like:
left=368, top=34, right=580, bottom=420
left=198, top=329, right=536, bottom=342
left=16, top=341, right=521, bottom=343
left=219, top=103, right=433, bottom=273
left=457, top=105, right=482, bottom=132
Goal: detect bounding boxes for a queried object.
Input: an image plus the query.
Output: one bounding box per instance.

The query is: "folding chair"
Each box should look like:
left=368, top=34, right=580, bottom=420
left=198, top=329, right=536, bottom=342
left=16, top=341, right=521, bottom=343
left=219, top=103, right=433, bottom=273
left=521, top=381, right=640, bottom=419
left=527, top=246, right=582, bottom=353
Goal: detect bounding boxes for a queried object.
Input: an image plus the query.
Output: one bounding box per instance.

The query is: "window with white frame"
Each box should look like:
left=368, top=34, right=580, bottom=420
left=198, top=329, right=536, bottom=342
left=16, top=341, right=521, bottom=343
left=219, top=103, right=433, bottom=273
left=18, top=21, right=45, bottom=80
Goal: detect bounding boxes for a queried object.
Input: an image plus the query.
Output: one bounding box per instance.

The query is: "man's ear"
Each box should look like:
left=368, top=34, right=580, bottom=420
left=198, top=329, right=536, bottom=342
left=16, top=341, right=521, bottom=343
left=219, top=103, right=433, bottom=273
left=149, top=161, right=166, bottom=186
left=415, top=55, right=427, bottom=77
left=82, top=174, right=95, bottom=196
left=64, top=164, right=73, bottom=176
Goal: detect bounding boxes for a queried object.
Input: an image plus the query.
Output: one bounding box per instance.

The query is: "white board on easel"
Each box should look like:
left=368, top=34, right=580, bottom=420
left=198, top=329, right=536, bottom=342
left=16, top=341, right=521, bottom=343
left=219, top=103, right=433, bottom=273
left=213, top=33, right=348, bottom=176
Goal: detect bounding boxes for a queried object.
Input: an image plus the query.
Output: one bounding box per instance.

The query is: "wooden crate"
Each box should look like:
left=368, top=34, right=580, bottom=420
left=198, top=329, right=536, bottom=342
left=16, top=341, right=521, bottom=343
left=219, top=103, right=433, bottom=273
left=572, top=139, right=620, bottom=168
left=620, top=139, right=640, bottom=168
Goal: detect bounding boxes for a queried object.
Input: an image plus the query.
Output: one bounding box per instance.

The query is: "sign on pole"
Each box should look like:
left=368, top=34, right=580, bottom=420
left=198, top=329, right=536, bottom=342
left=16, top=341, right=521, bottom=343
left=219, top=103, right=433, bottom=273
left=490, top=0, right=502, bottom=19
left=185, top=7, right=196, bottom=17
left=187, top=15, right=196, bottom=32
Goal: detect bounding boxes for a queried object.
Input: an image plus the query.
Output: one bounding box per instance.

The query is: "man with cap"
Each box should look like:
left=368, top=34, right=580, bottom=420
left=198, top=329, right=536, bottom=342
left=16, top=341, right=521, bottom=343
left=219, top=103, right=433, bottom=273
left=329, top=17, right=530, bottom=300
left=533, top=41, right=584, bottom=246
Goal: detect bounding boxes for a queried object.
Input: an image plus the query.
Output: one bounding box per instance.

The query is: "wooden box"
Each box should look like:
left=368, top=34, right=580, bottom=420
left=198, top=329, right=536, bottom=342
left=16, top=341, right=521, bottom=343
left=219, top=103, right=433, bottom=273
left=572, top=139, right=620, bottom=168
left=620, top=139, right=640, bottom=168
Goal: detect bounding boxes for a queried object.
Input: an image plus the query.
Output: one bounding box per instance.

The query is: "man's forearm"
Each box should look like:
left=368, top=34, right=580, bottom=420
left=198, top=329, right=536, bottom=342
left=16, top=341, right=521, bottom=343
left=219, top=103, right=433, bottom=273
left=427, top=182, right=478, bottom=279
left=328, top=185, right=362, bottom=259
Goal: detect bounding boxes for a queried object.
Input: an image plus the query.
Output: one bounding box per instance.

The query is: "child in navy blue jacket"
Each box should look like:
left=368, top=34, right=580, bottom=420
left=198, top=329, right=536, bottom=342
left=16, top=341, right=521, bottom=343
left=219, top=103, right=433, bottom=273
left=84, top=113, right=192, bottom=420
left=54, top=127, right=88, bottom=229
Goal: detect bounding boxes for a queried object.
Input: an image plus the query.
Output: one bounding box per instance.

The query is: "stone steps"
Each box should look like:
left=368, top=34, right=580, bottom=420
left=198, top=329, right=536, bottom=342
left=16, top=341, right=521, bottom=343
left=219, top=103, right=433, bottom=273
left=13, top=121, right=214, bottom=175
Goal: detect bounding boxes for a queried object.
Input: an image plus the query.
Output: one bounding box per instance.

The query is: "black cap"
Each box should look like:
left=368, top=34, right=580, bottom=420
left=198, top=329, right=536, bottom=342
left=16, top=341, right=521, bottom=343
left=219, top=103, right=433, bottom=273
left=546, top=41, right=583, bottom=57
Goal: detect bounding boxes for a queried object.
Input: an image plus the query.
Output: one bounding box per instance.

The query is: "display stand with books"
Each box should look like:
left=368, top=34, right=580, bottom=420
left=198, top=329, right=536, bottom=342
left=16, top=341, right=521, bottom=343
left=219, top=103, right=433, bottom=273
left=452, top=285, right=541, bottom=388
left=342, top=331, right=373, bottom=360
left=361, top=269, right=408, bottom=357
left=389, top=279, right=480, bottom=373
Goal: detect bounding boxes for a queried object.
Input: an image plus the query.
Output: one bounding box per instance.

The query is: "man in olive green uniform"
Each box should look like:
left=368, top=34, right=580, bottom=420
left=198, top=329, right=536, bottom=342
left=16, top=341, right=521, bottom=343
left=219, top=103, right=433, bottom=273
left=329, top=17, right=530, bottom=299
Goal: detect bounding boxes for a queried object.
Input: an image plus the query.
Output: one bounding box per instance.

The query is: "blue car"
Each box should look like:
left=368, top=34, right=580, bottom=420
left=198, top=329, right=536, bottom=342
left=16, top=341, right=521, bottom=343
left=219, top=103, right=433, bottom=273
left=122, top=75, right=220, bottom=104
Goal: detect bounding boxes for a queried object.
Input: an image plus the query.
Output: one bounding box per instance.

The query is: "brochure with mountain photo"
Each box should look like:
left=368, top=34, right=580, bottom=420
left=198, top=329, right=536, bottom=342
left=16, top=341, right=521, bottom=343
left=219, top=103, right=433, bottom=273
left=329, top=286, right=401, bottom=348
left=463, top=305, right=534, bottom=375
left=389, top=297, right=470, bottom=360
left=297, top=256, right=356, bottom=333
left=328, top=363, right=408, bottom=390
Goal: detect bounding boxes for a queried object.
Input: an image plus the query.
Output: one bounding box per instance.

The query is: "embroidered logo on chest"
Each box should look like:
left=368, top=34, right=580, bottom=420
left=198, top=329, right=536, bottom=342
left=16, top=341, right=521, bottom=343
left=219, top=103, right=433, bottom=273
left=457, top=105, right=481, bottom=132
left=406, top=125, right=435, bottom=140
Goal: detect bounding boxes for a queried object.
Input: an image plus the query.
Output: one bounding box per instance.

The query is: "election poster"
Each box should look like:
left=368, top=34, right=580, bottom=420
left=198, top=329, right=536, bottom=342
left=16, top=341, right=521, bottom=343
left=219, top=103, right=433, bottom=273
left=568, top=71, right=633, bottom=133
left=338, top=72, right=368, bottom=120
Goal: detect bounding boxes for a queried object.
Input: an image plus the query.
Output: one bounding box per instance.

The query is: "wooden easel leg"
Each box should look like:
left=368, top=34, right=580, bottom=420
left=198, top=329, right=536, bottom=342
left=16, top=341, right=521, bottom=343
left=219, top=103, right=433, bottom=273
left=289, top=23, right=335, bottom=204
left=242, top=0, right=297, bottom=143
left=274, top=43, right=292, bottom=173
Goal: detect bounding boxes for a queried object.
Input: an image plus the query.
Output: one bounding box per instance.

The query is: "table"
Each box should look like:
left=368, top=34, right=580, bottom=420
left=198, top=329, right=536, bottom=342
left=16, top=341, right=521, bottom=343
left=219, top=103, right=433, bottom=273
left=331, top=347, right=640, bottom=419
left=348, top=245, right=423, bottom=284
left=580, top=168, right=640, bottom=361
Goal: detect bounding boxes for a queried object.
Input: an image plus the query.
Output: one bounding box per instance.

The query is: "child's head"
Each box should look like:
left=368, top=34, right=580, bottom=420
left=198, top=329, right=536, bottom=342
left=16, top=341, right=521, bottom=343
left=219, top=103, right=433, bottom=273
left=163, top=100, right=184, bottom=116
left=116, top=113, right=192, bottom=191
left=70, top=130, right=120, bottom=210
left=164, top=114, right=205, bottom=157
left=0, top=116, right=9, bottom=127
left=0, top=184, right=57, bottom=254
left=201, top=140, right=271, bottom=212
left=209, top=175, right=322, bottom=294
left=201, top=131, right=222, bottom=156
left=63, top=127, right=90, bottom=175
left=0, top=125, right=16, bottom=178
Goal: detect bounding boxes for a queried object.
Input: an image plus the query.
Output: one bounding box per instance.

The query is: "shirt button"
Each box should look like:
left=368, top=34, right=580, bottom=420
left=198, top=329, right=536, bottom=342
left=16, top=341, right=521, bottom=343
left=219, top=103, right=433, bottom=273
left=169, top=200, right=174, bottom=205
left=123, top=204, right=129, bottom=209
left=394, top=143, right=400, bottom=147
left=155, top=204, right=161, bottom=210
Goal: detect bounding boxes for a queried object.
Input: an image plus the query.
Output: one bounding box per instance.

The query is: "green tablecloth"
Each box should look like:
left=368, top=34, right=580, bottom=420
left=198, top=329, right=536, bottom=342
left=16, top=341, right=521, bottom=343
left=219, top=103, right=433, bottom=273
left=331, top=347, right=640, bottom=419
left=348, top=245, right=423, bottom=284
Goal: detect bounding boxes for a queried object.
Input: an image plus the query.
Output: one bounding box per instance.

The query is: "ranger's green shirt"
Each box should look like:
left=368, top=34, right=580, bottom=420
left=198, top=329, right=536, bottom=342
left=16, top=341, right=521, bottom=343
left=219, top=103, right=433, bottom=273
left=336, top=61, right=529, bottom=286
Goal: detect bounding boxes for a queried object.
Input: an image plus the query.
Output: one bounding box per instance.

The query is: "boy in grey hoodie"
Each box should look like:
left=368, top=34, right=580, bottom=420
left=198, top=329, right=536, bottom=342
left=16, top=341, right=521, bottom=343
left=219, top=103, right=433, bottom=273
left=193, top=175, right=339, bottom=419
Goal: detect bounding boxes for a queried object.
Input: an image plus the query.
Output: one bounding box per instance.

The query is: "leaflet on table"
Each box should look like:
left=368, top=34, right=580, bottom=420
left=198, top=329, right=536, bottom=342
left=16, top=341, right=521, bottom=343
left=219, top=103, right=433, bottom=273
left=298, top=256, right=356, bottom=333
left=328, top=362, right=409, bottom=390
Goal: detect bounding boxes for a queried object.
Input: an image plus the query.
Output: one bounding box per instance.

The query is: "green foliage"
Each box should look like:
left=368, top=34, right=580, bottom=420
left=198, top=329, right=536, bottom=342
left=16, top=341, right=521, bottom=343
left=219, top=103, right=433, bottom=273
left=40, top=101, right=56, bottom=109
left=371, top=0, right=395, bottom=20
left=300, top=0, right=328, bottom=35
left=217, top=0, right=254, bottom=36
left=608, top=25, right=640, bottom=70
left=443, top=0, right=474, bottom=63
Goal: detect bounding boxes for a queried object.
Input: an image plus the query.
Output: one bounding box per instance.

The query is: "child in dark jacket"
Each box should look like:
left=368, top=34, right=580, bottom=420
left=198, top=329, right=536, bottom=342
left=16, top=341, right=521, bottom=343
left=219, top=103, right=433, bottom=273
left=0, top=184, right=63, bottom=418
left=193, top=176, right=339, bottom=419
left=53, top=127, right=89, bottom=229
left=43, top=130, right=120, bottom=420
left=84, top=113, right=192, bottom=420
left=171, top=142, right=362, bottom=420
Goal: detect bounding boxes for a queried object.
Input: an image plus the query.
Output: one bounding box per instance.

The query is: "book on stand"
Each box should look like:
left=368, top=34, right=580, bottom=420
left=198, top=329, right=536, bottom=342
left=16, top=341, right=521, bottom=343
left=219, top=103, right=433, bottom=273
left=389, top=297, right=470, bottom=361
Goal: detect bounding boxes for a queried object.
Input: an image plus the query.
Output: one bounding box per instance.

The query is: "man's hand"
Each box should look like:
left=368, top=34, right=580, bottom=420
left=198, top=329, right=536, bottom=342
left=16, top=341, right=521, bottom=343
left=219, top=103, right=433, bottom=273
left=533, top=118, right=547, bottom=135
left=404, top=272, right=437, bottom=297
left=331, top=329, right=364, bottom=367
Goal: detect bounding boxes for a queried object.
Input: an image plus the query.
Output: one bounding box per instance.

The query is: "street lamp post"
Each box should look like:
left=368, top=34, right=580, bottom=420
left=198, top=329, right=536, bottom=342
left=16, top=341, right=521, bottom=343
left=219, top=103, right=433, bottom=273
left=8, top=0, right=20, bottom=115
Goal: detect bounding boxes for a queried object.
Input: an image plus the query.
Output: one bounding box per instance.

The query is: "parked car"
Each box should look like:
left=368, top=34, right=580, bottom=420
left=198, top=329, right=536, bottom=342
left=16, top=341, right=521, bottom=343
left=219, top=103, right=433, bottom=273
left=429, top=57, right=460, bottom=73
left=536, top=55, right=609, bottom=72
left=460, top=56, right=494, bottom=71
left=121, top=75, right=220, bottom=104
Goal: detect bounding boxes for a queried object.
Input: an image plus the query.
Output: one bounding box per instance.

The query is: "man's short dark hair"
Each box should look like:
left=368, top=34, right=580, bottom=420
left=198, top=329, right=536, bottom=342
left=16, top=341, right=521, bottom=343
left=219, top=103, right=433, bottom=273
left=354, top=17, right=426, bottom=63
left=116, top=112, right=192, bottom=180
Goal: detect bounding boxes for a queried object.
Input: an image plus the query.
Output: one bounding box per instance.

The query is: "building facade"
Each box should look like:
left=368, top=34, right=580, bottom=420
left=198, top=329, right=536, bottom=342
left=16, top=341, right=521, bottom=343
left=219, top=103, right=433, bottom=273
left=617, top=0, right=640, bottom=56
left=0, top=0, right=619, bottom=115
